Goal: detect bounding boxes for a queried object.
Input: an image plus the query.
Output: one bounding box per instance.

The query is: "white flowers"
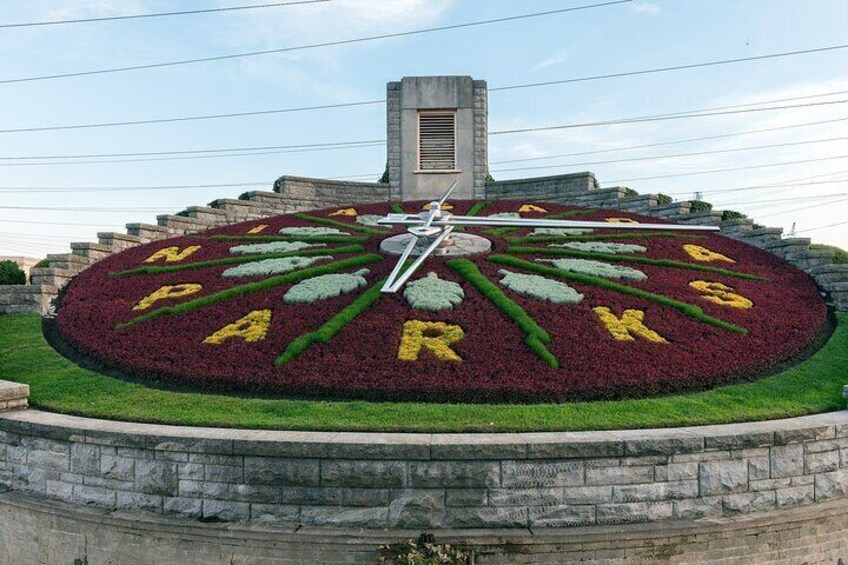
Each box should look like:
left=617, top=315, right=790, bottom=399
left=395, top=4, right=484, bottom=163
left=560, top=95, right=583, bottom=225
left=223, top=256, right=332, bottom=278
left=497, top=270, right=584, bottom=304
left=228, top=241, right=323, bottom=255
left=538, top=258, right=647, bottom=281
left=530, top=227, right=595, bottom=236
left=284, top=269, right=370, bottom=304
left=278, top=227, right=350, bottom=236
left=355, top=214, right=383, bottom=227
left=404, top=272, right=464, bottom=311
left=548, top=241, right=646, bottom=254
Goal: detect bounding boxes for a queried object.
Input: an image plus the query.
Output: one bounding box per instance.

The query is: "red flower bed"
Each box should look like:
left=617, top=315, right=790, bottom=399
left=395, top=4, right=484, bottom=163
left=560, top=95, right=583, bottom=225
left=54, top=200, right=829, bottom=403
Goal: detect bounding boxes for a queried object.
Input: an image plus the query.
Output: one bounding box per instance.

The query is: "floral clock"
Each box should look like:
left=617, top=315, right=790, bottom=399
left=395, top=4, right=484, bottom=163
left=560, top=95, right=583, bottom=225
left=54, top=200, right=828, bottom=403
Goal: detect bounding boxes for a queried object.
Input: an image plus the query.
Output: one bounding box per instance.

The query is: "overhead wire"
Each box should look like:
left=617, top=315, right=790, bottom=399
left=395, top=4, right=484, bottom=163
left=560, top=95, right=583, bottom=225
left=0, top=0, right=330, bottom=28
left=0, top=1, right=631, bottom=85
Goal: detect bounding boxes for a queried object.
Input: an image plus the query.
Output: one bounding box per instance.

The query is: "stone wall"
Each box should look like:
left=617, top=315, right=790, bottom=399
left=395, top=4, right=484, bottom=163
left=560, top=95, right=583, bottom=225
left=2, top=489, right=848, bottom=564
left=3, top=170, right=848, bottom=315
left=2, top=398, right=848, bottom=532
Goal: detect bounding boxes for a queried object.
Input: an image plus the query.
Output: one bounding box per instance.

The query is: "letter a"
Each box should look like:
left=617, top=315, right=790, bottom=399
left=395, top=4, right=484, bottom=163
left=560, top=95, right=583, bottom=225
left=203, top=310, right=272, bottom=344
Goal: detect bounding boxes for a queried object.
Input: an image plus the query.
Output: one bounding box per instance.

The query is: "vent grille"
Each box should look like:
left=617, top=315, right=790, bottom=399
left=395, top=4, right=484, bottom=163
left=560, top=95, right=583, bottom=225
left=418, top=111, right=456, bottom=171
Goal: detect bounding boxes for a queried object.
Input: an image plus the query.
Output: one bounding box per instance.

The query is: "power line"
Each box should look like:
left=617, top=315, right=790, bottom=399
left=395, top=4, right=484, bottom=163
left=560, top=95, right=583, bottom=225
left=0, top=1, right=330, bottom=29
left=0, top=219, right=124, bottom=227
left=0, top=141, right=385, bottom=167
left=489, top=43, right=848, bottom=93
left=490, top=135, right=848, bottom=174
left=796, top=219, right=848, bottom=233
left=0, top=181, right=270, bottom=192
left=0, top=1, right=630, bottom=85
left=756, top=196, right=848, bottom=219
left=490, top=115, right=848, bottom=165
left=0, top=139, right=384, bottom=160
left=661, top=169, right=848, bottom=197
left=0, top=101, right=384, bottom=134
left=604, top=153, right=848, bottom=184
left=489, top=98, right=848, bottom=135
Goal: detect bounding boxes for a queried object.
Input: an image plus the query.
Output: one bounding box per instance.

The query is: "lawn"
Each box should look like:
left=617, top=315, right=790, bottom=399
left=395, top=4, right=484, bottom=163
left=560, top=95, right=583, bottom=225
left=0, top=313, right=845, bottom=432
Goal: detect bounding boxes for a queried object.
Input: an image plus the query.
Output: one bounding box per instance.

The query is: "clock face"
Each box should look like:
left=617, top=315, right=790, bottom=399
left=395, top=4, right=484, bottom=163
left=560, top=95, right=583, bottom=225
left=54, top=200, right=828, bottom=403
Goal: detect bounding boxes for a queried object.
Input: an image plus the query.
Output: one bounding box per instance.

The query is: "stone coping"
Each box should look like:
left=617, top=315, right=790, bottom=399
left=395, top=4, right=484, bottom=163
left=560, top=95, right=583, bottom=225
left=2, top=407, right=846, bottom=461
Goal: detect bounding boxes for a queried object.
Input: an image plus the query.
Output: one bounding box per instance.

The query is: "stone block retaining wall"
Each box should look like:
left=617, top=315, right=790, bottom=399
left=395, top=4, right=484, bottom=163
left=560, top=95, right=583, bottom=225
left=4, top=171, right=848, bottom=314
left=2, top=396, right=848, bottom=531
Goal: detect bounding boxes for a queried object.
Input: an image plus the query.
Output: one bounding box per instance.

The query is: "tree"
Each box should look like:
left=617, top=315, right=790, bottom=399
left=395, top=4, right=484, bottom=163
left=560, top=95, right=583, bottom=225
left=0, top=260, right=26, bottom=285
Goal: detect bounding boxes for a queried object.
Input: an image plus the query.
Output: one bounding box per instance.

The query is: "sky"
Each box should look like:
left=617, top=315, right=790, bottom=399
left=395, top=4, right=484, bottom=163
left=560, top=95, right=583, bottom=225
left=1, top=0, right=848, bottom=258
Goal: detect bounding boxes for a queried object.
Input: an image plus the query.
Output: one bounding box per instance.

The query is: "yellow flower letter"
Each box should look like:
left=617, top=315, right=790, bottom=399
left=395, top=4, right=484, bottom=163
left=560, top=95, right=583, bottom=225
left=606, top=217, right=639, bottom=224
left=423, top=203, right=454, bottom=211
left=247, top=224, right=269, bottom=234
left=689, top=280, right=753, bottom=309
left=592, top=307, right=668, bottom=343
left=203, top=309, right=272, bottom=345
left=398, top=320, right=465, bottom=362
left=329, top=208, right=358, bottom=216
left=144, top=245, right=201, bottom=263
left=519, top=204, right=547, bottom=213
left=683, top=244, right=735, bottom=263
left=132, top=284, right=202, bottom=311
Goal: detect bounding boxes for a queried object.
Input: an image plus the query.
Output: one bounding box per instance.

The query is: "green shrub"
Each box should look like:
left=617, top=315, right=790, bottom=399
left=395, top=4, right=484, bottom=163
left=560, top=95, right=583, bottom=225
left=689, top=200, right=713, bottom=213
left=0, top=260, right=26, bottom=285
left=721, top=210, right=748, bottom=221
left=238, top=191, right=252, bottom=201
left=175, top=209, right=191, bottom=217
left=485, top=172, right=495, bottom=183
left=623, top=187, right=638, bottom=197
left=34, top=258, right=49, bottom=268
left=656, top=193, right=673, bottom=205
left=379, top=163, right=389, bottom=184
left=375, top=535, right=473, bottom=564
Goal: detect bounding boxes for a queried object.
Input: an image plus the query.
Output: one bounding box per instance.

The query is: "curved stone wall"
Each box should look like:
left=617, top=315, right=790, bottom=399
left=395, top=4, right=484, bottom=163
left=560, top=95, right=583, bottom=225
left=2, top=407, right=847, bottom=531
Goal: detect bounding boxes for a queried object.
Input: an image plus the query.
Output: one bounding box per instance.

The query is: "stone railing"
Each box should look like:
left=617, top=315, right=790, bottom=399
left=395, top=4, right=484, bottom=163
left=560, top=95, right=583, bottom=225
left=0, top=381, right=27, bottom=412
left=1, top=396, right=848, bottom=530
left=3, top=171, right=847, bottom=314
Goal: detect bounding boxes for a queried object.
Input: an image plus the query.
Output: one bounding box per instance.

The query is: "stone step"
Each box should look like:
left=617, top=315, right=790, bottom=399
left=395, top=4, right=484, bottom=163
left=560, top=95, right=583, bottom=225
left=126, top=223, right=170, bottom=243
left=614, top=195, right=656, bottom=213
left=673, top=211, right=724, bottom=226
left=210, top=199, right=270, bottom=222
left=647, top=201, right=692, bottom=219
left=184, top=206, right=229, bottom=226
left=45, top=253, right=93, bottom=272
left=758, top=237, right=812, bottom=259
left=70, top=242, right=113, bottom=261
left=718, top=218, right=754, bottom=235
left=156, top=214, right=211, bottom=235
left=0, top=284, right=55, bottom=315
left=28, top=267, right=75, bottom=289
left=784, top=248, right=836, bottom=270
left=246, top=191, right=291, bottom=211
left=98, top=232, right=143, bottom=252
left=808, top=264, right=848, bottom=287
left=732, top=227, right=783, bottom=246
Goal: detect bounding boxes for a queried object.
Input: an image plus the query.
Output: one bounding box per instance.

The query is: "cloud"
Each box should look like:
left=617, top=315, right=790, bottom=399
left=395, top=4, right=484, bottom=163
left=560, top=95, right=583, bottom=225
left=532, top=46, right=573, bottom=72
left=631, top=2, right=662, bottom=15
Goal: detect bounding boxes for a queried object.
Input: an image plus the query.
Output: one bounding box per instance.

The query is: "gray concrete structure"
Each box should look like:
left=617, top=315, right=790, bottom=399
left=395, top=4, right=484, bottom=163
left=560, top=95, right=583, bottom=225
left=3, top=388, right=848, bottom=561
left=387, top=76, right=488, bottom=201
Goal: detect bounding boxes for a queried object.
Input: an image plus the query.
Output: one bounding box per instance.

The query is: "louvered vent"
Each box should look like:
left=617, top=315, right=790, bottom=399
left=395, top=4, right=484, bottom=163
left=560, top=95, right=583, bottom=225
left=418, top=111, right=456, bottom=171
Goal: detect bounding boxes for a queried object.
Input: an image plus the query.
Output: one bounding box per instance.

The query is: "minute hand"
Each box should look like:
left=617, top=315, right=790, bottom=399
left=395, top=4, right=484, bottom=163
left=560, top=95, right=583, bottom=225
left=378, top=215, right=720, bottom=232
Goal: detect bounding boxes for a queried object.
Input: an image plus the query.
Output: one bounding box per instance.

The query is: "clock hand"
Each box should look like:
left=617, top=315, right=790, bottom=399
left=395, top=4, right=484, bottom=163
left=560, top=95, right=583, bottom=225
left=381, top=215, right=720, bottom=232
left=381, top=230, right=420, bottom=293
left=383, top=226, right=455, bottom=294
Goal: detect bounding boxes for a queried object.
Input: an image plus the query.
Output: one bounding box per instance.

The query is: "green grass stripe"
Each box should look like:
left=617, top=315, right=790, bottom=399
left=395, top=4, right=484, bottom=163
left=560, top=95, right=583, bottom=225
left=465, top=200, right=493, bottom=217
left=446, top=258, right=558, bottom=368
left=483, top=208, right=598, bottom=237
left=390, top=202, right=405, bottom=214
left=506, top=246, right=764, bottom=281
left=209, top=234, right=368, bottom=244
left=275, top=279, right=386, bottom=365
left=291, top=213, right=388, bottom=235
left=111, top=245, right=365, bottom=277
left=489, top=254, right=746, bottom=335
left=2, top=313, right=844, bottom=431
left=115, top=254, right=383, bottom=329
left=506, top=232, right=707, bottom=245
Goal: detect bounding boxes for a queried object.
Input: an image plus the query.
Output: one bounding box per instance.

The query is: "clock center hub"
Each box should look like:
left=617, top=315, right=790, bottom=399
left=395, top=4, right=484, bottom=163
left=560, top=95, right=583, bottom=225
left=380, top=232, right=492, bottom=257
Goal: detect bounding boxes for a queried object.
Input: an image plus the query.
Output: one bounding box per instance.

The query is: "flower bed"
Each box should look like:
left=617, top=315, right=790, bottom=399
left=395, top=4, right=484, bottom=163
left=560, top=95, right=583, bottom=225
left=54, top=200, right=829, bottom=403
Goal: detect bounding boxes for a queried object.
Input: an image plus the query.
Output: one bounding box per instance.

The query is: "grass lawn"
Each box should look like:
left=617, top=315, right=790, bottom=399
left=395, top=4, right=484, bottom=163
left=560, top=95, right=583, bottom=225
left=0, top=313, right=845, bottom=432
